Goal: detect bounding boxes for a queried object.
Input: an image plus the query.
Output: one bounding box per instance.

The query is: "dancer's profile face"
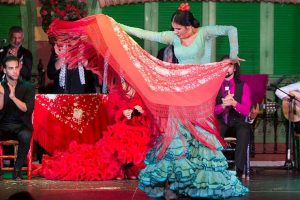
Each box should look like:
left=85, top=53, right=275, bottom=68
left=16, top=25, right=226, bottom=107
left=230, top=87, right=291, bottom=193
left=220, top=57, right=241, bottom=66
left=171, top=21, right=192, bottom=39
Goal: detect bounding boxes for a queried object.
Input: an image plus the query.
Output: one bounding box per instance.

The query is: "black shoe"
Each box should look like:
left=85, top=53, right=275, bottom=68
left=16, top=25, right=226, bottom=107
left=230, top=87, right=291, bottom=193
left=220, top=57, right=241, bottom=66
left=236, top=168, right=244, bottom=178
left=12, top=169, right=23, bottom=181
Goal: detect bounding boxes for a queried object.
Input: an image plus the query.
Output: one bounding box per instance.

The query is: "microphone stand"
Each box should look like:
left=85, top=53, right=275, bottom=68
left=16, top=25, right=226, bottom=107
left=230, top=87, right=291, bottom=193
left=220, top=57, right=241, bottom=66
left=276, top=87, right=300, bottom=169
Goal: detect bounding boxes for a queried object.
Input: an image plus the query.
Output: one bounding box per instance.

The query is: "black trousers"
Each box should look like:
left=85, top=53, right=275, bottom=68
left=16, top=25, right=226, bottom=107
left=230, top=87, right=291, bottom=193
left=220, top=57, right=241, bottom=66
left=0, top=123, right=32, bottom=170
left=219, top=119, right=251, bottom=172
left=294, top=121, right=300, bottom=134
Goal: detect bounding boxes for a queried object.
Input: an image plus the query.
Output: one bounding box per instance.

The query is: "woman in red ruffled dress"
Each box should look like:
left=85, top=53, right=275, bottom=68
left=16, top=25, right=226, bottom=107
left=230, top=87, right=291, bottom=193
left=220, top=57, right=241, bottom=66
left=35, top=80, right=152, bottom=181
left=106, top=79, right=152, bottom=179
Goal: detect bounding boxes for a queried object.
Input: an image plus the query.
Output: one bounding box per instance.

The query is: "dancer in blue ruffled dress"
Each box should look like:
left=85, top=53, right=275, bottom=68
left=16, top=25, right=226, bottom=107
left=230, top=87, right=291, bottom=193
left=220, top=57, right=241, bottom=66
left=120, top=3, right=249, bottom=199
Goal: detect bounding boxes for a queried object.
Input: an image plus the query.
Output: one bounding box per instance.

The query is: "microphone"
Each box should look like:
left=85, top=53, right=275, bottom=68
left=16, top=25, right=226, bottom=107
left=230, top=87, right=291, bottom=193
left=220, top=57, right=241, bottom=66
left=224, top=81, right=230, bottom=95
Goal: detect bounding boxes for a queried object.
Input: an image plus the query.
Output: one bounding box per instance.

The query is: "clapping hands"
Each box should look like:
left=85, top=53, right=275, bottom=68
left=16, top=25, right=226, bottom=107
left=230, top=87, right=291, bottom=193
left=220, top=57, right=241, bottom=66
left=134, top=105, right=144, bottom=114
left=122, top=105, right=144, bottom=120
left=222, top=91, right=237, bottom=108
left=7, top=82, right=16, bottom=100
left=123, top=109, right=133, bottom=120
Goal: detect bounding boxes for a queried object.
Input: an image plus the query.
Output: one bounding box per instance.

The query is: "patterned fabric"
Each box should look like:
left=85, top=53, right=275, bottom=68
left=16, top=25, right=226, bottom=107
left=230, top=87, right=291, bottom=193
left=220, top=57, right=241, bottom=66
left=59, top=63, right=86, bottom=89
left=33, top=92, right=152, bottom=181
left=33, top=94, right=108, bottom=153
left=48, top=15, right=230, bottom=154
left=47, top=14, right=248, bottom=198
left=78, top=62, right=86, bottom=85
left=58, top=64, right=66, bottom=88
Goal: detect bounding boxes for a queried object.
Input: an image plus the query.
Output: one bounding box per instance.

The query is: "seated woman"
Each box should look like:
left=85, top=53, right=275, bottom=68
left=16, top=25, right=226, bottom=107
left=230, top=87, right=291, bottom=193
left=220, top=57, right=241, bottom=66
left=35, top=79, right=152, bottom=181
left=106, top=79, right=152, bottom=179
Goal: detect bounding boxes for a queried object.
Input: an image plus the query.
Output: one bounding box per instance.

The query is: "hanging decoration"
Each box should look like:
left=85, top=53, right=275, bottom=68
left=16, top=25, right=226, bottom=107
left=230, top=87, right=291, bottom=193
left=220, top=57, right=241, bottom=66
left=39, top=0, right=88, bottom=32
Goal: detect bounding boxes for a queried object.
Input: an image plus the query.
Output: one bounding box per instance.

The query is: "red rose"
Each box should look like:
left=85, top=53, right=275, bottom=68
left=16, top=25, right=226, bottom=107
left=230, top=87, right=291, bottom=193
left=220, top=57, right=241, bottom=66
left=60, top=10, right=66, bottom=16
left=178, top=3, right=190, bottom=11
left=41, top=9, right=48, bottom=16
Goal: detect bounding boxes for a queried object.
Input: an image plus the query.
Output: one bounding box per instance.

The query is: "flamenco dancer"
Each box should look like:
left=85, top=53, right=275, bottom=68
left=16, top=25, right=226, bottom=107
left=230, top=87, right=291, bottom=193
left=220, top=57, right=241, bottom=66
left=40, top=2, right=248, bottom=199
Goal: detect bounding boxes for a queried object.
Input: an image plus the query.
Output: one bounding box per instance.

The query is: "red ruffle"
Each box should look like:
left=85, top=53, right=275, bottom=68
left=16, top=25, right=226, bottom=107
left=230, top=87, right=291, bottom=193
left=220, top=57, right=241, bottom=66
left=35, top=93, right=151, bottom=181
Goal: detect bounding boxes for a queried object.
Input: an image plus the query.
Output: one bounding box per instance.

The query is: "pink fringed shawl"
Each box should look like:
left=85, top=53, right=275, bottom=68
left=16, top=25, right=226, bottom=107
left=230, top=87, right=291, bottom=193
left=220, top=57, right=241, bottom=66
left=48, top=14, right=228, bottom=158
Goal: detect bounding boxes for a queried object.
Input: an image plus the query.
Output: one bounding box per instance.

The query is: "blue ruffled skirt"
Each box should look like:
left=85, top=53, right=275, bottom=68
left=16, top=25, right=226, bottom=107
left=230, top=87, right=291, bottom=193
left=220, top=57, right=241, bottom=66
left=138, top=123, right=249, bottom=199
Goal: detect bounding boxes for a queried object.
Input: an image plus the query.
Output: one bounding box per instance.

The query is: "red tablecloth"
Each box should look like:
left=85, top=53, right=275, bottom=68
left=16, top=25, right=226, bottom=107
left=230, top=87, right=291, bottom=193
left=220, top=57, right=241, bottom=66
left=33, top=94, right=109, bottom=153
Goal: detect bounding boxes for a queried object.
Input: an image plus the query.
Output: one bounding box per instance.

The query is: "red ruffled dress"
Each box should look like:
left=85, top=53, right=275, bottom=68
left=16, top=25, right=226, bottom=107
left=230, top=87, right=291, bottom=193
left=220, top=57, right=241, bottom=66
left=35, top=92, right=151, bottom=181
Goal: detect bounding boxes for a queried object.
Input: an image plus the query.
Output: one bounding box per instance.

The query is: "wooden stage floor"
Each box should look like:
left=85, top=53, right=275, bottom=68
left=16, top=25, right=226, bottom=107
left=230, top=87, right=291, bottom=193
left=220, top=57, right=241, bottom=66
left=1, top=168, right=300, bottom=200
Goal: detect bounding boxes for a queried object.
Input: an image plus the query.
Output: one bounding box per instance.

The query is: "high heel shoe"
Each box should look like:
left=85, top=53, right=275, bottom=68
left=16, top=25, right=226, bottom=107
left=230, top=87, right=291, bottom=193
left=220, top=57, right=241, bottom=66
left=116, top=170, right=125, bottom=180
left=125, top=164, right=138, bottom=180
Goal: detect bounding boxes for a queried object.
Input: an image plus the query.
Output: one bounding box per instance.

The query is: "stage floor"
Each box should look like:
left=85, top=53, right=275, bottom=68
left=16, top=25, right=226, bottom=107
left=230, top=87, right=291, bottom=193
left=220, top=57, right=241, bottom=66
left=1, top=168, right=300, bottom=200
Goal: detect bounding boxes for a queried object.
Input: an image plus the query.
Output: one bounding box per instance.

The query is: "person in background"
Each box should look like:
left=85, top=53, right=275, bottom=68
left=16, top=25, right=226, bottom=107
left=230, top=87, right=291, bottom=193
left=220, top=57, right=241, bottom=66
left=0, top=56, right=35, bottom=180
left=215, top=55, right=252, bottom=178
left=47, top=45, right=100, bottom=94
left=0, top=26, right=33, bottom=81
left=275, top=82, right=300, bottom=134
left=157, top=45, right=178, bottom=63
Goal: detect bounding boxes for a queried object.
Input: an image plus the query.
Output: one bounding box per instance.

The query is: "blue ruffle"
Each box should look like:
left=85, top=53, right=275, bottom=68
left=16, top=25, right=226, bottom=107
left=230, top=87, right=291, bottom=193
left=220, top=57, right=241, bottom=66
left=138, top=123, right=249, bottom=199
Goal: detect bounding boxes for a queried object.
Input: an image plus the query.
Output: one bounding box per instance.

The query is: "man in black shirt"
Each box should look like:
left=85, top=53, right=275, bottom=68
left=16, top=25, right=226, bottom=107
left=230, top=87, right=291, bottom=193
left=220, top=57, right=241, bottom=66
left=0, top=56, right=35, bottom=180
left=0, top=26, right=33, bottom=81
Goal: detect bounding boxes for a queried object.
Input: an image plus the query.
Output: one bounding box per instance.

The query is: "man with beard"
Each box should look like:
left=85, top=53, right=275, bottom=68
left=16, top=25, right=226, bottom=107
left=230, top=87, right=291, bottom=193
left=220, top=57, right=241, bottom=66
left=215, top=55, right=252, bottom=178
left=0, top=26, right=33, bottom=81
left=0, top=56, right=35, bottom=180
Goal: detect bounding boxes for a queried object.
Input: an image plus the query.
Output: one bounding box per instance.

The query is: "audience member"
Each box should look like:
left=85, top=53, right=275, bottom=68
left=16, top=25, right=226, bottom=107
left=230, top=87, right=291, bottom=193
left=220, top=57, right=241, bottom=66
left=275, top=81, right=300, bottom=134
left=157, top=45, right=178, bottom=63
left=0, top=56, right=35, bottom=180
left=0, top=26, right=33, bottom=81
left=215, top=55, right=252, bottom=177
left=47, top=46, right=100, bottom=94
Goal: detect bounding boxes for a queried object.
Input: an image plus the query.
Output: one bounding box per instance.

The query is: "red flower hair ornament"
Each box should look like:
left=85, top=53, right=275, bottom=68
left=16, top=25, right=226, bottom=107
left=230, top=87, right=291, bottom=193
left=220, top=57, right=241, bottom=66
left=178, top=3, right=190, bottom=11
